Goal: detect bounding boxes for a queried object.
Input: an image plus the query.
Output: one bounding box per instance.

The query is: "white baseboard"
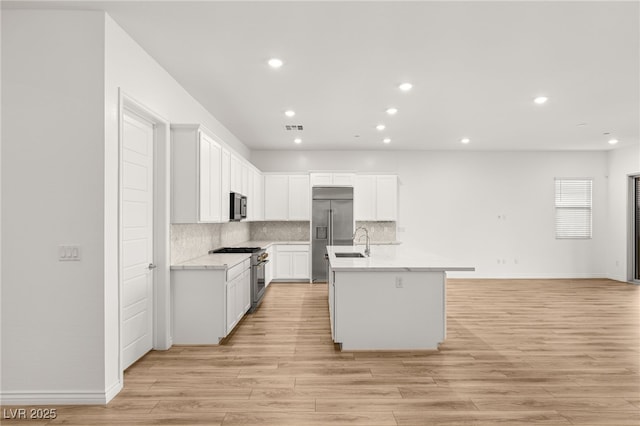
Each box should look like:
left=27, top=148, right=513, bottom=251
left=1, top=381, right=123, bottom=405
left=105, top=380, right=123, bottom=403
left=446, top=272, right=609, bottom=279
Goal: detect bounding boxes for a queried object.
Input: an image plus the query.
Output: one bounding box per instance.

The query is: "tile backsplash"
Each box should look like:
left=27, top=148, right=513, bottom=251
left=250, top=221, right=310, bottom=242
left=171, top=222, right=250, bottom=264
left=355, top=221, right=397, bottom=243
left=171, top=220, right=397, bottom=264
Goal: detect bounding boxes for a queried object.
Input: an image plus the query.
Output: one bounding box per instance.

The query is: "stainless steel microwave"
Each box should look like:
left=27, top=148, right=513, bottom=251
left=230, top=192, right=247, bottom=221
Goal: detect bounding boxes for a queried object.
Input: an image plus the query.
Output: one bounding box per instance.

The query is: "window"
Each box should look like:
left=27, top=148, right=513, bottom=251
left=555, top=178, right=592, bottom=239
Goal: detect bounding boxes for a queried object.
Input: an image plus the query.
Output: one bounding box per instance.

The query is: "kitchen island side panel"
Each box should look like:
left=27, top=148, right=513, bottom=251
left=333, top=270, right=445, bottom=350
left=171, top=269, right=227, bottom=344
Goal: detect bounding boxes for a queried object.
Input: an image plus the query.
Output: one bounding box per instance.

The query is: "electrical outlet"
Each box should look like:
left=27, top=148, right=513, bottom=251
left=59, top=245, right=81, bottom=261
left=395, top=277, right=403, bottom=288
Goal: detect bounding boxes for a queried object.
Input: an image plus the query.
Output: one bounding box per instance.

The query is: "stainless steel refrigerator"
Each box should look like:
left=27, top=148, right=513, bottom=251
left=311, top=187, right=354, bottom=282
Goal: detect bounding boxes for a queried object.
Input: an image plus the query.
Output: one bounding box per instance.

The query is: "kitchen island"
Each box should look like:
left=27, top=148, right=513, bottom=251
left=326, top=245, right=475, bottom=350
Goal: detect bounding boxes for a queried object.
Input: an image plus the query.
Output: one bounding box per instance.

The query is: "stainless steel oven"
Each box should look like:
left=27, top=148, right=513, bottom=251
left=252, top=251, right=269, bottom=312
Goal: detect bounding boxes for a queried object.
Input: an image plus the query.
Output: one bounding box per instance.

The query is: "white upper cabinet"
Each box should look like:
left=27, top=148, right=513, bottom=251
left=375, top=175, right=398, bottom=221
left=310, top=173, right=332, bottom=186
left=289, top=175, right=310, bottom=220
left=171, top=124, right=264, bottom=223
left=354, top=175, right=398, bottom=221
left=230, top=154, right=242, bottom=194
left=264, top=175, right=289, bottom=220
left=171, top=124, right=223, bottom=223
left=244, top=164, right=263, bottom=222
left=199, top=132, right=222, bottom=222
left=264, top=174, right=310, bottom=220
left=310, top=172, right=355, bottom=187
left=332, top=173, right=356, bottom=186
left=252, top=169, right=264, bottom=221
left=354, top=175, right=376, bottom=221
left=241, top=162, right=250, bottom=197
left=221, top=149, right=230, bottom=222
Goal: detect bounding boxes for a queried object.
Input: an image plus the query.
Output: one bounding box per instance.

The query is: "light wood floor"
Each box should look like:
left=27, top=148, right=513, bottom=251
left=3, top=279, right=639, bottom=425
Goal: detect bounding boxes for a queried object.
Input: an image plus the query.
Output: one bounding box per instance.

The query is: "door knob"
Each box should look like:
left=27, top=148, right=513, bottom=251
left=148, top=263, right=157, bottom=270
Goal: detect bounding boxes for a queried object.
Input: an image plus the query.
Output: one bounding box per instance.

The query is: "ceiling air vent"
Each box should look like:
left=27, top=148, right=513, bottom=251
left=285, top=125, right=304, bottom=131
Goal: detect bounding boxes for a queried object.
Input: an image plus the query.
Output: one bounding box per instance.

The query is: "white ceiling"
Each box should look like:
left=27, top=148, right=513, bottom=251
left=5, top=1, right=640, bottom=151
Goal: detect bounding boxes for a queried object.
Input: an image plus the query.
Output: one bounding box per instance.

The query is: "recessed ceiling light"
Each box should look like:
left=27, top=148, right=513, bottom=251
left=383, top=138, right=391, bottom=144
left=268, top=58, right=283, bottom=68
left=376, top=124, right=386, bottom=131
left=284, top=110, right=295, bottom=117
left=399, top=83, right=413, bottom=91
left=461, top=138, right=470, bottom=144
left=294, top=138, right=302, bottom=144
left=608, top=138, right=619, bottom=145
left=386, top=108, right=398, bottom=115
left=533, top=96, right=548, bottom=105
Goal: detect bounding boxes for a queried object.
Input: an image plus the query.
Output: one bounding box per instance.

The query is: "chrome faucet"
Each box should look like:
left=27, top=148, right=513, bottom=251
left=353, top=226, right=370, bottom=257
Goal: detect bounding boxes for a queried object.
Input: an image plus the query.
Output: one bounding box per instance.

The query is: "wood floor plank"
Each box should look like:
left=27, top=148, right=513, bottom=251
left=471, top=396, right=639, bottom=411
left=2, top=279, right=637, bottom=425
left=222, top=411, right=398, bottom=425
left=315, top=397, right=478, bottom=412
left=251, top=386, right=403, bottom=400
left=557, top=410, right=640, bottom=425
left=150, top=398, right=316, bottom=414
left=392, top=410, right=572, bottom=425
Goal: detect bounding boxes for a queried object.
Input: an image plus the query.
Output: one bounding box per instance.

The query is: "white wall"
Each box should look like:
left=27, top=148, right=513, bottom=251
left=252, top=150, right=609, bottom=278
left=606, top=143, right=640, bottom=282
left=1, top=10, right=108, bottom=401
left=1, top=9, right=254, bottom=403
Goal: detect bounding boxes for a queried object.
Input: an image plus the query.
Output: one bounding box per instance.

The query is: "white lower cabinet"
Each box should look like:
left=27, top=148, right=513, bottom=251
left=273, top=244, right=310, bottom=281
left=172, top=258, right=251, bottom=344
left=226, top=267, right=251, bottom=334
left=265, top=246, right=274, bottom=287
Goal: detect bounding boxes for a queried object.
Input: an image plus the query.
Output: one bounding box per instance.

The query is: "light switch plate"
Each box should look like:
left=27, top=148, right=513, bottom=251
left=59, top=245, right=81, bottom=261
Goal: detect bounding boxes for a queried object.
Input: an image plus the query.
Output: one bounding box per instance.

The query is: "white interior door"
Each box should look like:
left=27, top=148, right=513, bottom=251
left=121, top=112, right=154, bottom=370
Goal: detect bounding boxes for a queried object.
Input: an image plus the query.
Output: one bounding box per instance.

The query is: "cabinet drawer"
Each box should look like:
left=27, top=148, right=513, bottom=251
left=276, top=244, right=309, bottom=253
left=227, top=258, right=250, bottom=281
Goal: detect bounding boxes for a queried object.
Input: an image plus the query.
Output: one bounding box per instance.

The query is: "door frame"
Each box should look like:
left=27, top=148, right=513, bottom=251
left=118, top=90, right=171, bottom=381
left=629, top=174, right=640, bottom=284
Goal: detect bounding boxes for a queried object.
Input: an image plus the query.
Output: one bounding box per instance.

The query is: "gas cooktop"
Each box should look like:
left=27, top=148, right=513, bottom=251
left=209, top=247, right=262, bottom=254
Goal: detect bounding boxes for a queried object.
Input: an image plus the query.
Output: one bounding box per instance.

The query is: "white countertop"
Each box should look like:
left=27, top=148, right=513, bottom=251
left=170, top=252, right=251, bottom=270
left=327, top=245, right=475, bottom=272
left=170, top=240, right=310, bottom=270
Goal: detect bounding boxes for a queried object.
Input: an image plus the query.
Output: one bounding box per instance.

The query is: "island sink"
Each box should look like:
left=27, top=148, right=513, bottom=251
left=334, top=252, right=366, bottom=258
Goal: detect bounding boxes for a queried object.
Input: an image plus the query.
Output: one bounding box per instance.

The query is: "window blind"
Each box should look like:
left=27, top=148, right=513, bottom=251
left=555, top=178, right=592, bottom=239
